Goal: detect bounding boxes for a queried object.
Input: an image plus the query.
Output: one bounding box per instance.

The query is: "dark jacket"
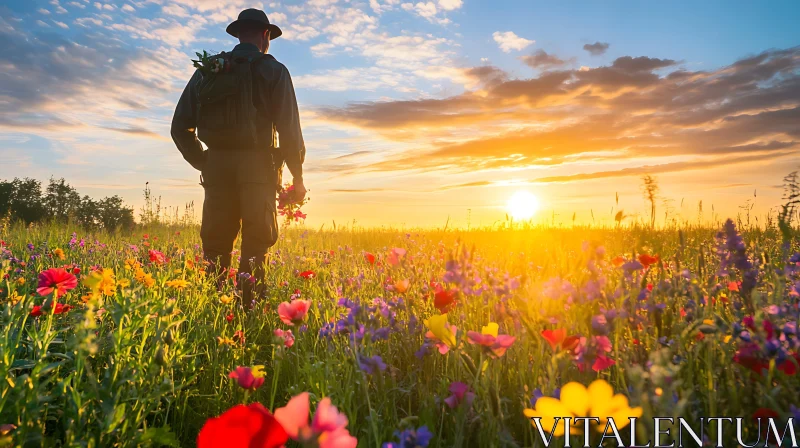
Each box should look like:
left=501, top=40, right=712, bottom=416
left=170, top=43, right=306, bottom=181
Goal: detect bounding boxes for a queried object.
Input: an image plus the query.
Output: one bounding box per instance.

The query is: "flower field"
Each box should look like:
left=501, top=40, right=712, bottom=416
left=1, top=219, right=800, bottom=447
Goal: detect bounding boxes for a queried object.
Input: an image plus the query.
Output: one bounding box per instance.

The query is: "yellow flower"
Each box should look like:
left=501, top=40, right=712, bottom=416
left=251, top=365, right=266, bottom=379
left=15, top=277, right=25, bottom=286
left=8, top=290, right=24, bottom=305
left=523, top=379, right=642, bottom=436
left=118, top=278, right=131, bottom=288
left=166, top=279, right=189, bottom=290
left=125, top=258, right=141, bottom=271
left=217, top=336, right=236, bottom=346
left=481, top=322, right=499, bottom=337
left=220, top=294, right=234, bottom=305
left=99, top=268, right=116, bottom=296
left=703, top=319, right=714, bottom=325
left=53, top=248, right=65, bottom=260
left=423, top=314, right=457, bottom=348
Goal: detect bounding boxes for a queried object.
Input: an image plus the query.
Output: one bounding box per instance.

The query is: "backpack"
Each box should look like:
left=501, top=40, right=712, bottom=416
left=196, top=52, right=264, bottom=151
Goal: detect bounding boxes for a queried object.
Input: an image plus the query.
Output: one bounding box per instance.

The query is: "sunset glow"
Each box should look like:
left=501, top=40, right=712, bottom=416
left=506, top=191, right=540, bottom=221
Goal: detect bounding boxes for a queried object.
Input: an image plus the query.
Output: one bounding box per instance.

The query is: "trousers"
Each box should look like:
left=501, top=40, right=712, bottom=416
left=199, top=149, right=280, bottom=301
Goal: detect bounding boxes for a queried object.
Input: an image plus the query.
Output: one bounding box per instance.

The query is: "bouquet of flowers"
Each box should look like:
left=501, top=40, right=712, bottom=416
left=191, top=50, right=226, bottom=76
left=277, top=183, right=308, bottom=226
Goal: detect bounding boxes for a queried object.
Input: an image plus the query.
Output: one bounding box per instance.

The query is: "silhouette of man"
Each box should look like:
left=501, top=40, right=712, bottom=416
left=171, top=8, right=306, bottom=301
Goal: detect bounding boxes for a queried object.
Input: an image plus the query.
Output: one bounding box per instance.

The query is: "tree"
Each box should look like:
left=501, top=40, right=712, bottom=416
left=45, top=177, right=81, bottom=222
left=0, top=178, right=47, bottom=223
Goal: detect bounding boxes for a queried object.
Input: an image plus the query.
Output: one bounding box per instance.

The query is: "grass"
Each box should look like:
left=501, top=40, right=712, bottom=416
left=1, top=219, right=799, bottom=447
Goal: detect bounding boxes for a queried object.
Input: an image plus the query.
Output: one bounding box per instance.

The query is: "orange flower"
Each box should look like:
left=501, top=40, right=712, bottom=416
left=637, top=253, right=659, bottom=268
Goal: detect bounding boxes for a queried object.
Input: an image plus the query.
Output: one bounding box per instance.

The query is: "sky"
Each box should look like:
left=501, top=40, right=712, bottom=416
left=1, top=0, right=799, bottom=228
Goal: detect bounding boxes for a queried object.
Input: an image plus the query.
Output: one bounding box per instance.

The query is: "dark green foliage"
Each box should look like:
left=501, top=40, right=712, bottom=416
left=0, top=177, right=134, bottom=230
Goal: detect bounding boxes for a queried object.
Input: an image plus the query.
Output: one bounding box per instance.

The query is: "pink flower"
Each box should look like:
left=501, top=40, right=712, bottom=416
left=274, top=329, right=295, bottom=348
left=37, top=268, right=78, bottom=298
left=274, top=393, right=357, bottom=448
left=278, top=300, right=311, bottom=326
left=593, top=335, right=612, bottom=353
left=386, top=248, right=406, bottom=266
left=148, top=249, right=165, bottom=265
left=444, top=382, right=475, bottom=409
left=592, top=355, right=616, bottom=372
left=466, top=331, right=516, bottom=358
left=425, top=324, right=457, bottom=355
left=228, top=366, right=266, bottom=390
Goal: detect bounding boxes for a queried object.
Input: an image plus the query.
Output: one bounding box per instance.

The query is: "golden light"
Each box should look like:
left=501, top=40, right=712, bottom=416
left=506, top=190, right=540, bottom=220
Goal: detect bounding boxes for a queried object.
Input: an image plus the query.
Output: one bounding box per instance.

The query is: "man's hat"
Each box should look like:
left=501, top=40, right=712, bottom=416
left=226, top=8, right=282, bottom=40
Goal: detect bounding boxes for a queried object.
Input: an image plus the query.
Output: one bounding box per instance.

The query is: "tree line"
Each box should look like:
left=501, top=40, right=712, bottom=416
left=0, top=177, right=135, bottom=231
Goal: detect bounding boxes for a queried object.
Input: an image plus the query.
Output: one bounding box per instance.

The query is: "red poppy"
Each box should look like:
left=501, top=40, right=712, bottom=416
left=30, top=303, right=72, bottom=318
left=197, top=403, right=287, bottom=448
left=298, top=270, right=315, bottom=279
left=30, top=306, right=43, bottom=317
left=592, top=355, right=616, bottom=372
left=434, top=288, right=457, bottom=313
left=637, top=253, right=659, bottom=268
left=73, top=267, right=81, bottom=275
left=37, top=268, right=78, bottom=297
left=611, top=256, right=625, bottom=267
left=541, top=328, right=566, bottom=351
left=364, top=252, right=376, bottom=265
left=226, top=313, right=234, bottom=323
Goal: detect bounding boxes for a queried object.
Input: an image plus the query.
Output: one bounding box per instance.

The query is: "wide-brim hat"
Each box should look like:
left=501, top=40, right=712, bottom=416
left=226, top=8, right=282, bottom=40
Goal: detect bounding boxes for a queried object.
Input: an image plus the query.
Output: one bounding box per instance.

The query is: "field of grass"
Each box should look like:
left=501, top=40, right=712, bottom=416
left=1, top=219, right=799, bottom=447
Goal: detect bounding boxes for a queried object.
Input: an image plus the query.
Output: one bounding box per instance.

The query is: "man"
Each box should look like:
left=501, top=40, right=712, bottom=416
left=171, top=8, right=306, bottom=301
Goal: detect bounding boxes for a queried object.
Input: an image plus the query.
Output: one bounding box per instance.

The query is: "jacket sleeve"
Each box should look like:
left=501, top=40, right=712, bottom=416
left=170, top=70, right=207, bottom=171
left=271, top=65, right=306, bottom=180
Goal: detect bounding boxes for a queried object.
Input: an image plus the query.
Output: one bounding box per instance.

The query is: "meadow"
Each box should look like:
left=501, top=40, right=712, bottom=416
left=1, top=216, right=799, bottom=447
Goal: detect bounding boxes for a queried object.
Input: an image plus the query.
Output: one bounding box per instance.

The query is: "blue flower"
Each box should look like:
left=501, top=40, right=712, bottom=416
left=382, top=426, right=433, bottom=448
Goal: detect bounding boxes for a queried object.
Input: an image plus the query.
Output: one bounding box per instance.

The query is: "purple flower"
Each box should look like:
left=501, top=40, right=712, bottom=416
left=444, top=382, right=475, bottom=409
left=358, top=355, right=387, bottom=375
left=382, top=426, right=433, bottom=448
left=591, top=314, right=609, bottom=335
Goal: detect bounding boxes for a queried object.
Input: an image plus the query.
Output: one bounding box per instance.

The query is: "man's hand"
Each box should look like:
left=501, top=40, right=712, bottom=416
left=292, top=179, right=307, bottom=203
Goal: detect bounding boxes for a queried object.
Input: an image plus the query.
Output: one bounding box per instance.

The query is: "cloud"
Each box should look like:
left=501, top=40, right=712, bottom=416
left=437, top=0, right=462, bottom=11
left=521, top=50, right=569, bottom=69
left=583, top=41, right=609, bottom=56
left=315, top=46, right=800, bottom=180
left=493, top=31, right=534, bottom=53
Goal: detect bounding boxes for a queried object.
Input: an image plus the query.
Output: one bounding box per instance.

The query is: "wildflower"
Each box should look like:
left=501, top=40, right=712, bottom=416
left=433, top=287, right=457, bottom=313
left=298, top=270, right=316, bottom=279
left=466, top=322, right=516, bottom=358
left=523, top=379, right=642, bottom=436
left=37, top=268, right=78, bottom=297
left=274, top=329, right=295, bottom=348
left=148, top=249, right=166, bottom=265
left=228, top=366, right=266, bottom=390
left=220, top=294, right=235, bottom=305
left=358, top=354, right=387, bottom=375
left=541, top=328, right=573, bottom=351
left=166, top=279, right=190, bottom=290
left=591, top=314, right=609, bottom=335
left=274, top=392, right=358, bottom=448
left=444, top=382, right=475, bottom=409
left=197, top=403, right=288, bottom=448
left=382, top=426, right=433, bottom=448
left=30, top=303, right=72, bottom=318
left=638, top=253, right=659, bottom=268
left=365, top=252, right=376, bottom=265
left=217, top=336, right=236, bottom=347
left=423, top=314, right=457, bottom=352
left=592, top=355, right=616, bottom=372
left=15, top=277, right=24, bottom=286
left=226, top=313, right=234, bottom=323
left=394, top=279, right=410, bottom=294
left=278, top=299, right=311, bottom=325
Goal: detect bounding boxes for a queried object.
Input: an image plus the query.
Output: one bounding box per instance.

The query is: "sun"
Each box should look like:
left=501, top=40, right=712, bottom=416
left=506, top=190, right=540, bottom=220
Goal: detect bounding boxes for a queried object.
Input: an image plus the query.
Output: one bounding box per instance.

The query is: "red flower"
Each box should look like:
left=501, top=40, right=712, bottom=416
left=434, top=288, right=457, bottom=313
left=298, top=270, right=315, bottom=279
left=228, top=366, right=265, bottom=390
left=637, top=253, right=659, bottom=268
left=197, top=403, right=287, bottom=448
left=149, top=250, right=165, bottom=265
left=364, top=252, right=376, bottom=265
left=592, top=355, right=616, bottom=372
left=30, top=303, right=72, bottom=318
left=37, top=268, right=78, bottom=297
left=226, top=313, right=234, bottom=323
left=73, top=267, right=81, bottom=275
left=541, top=328, right=566, bottom=351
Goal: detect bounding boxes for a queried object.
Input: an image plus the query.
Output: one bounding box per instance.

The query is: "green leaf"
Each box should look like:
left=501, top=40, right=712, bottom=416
left=138, top=426, right=180, bottom=447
